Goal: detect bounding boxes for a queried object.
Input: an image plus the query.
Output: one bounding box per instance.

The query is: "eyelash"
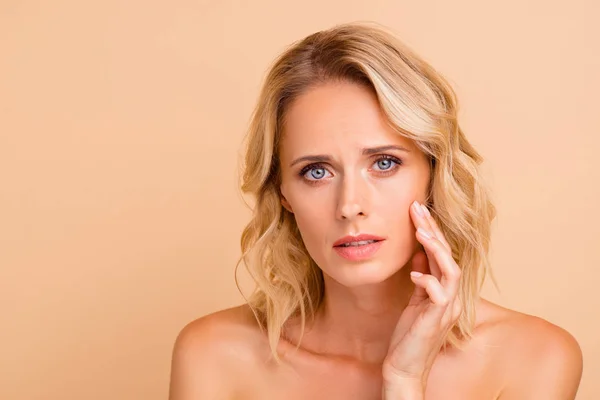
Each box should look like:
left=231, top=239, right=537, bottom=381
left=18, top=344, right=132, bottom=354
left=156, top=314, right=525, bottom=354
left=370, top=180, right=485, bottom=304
left=298, top=154, right=403, bottom=184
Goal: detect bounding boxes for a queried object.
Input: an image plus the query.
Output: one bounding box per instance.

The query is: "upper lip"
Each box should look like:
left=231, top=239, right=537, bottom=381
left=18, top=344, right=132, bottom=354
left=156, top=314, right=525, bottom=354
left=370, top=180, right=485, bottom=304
left=333, top=234, right=386, bottom=247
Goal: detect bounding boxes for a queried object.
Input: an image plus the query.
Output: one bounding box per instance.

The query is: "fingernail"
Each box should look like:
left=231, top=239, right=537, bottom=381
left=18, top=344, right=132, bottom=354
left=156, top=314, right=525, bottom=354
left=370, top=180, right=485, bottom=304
left=417, top=227, right=432, bottom=239
left=410, top=271, right=423, bottom=278
left=413, top=201, right=424, bottom=216
left=421, top=204, right=431, bottom=218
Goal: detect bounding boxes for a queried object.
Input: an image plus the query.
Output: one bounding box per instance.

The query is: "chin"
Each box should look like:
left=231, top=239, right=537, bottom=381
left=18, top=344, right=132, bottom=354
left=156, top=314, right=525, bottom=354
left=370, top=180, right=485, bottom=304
left=324, top=259, right=402, bottom=287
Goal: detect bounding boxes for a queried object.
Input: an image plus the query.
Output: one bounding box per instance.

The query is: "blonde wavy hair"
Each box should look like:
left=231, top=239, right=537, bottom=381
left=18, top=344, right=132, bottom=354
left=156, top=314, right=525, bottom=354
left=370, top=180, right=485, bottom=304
left=234, top=21, right=497, bottom=364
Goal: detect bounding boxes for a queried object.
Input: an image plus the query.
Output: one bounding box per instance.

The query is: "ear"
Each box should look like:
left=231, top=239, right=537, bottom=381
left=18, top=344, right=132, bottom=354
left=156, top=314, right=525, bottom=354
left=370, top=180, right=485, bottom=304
left=280, top=189, right=294, bottom=214
left=281, top=196, right=294, bottom=214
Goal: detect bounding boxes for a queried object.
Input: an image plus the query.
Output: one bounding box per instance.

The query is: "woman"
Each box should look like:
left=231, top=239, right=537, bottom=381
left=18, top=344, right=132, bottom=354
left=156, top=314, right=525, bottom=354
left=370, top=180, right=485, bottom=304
left=169, top=22, right=583, bottom=399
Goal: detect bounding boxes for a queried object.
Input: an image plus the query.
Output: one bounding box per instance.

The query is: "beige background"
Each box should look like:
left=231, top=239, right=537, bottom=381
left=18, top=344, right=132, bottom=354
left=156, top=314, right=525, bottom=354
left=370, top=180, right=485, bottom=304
left=1, top=1, right=598, bottom=399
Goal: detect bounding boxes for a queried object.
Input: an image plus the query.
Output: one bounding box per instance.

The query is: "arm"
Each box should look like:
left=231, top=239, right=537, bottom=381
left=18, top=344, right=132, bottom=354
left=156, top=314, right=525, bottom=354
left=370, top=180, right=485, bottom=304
left=168, top=317, right=235, bottom=400
left=499, top=320, right=583, bottom=400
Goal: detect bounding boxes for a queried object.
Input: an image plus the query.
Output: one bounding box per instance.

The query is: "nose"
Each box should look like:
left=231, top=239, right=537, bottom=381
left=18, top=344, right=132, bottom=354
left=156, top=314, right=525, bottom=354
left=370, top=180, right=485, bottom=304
left=335, top=172, right=369, bottom=221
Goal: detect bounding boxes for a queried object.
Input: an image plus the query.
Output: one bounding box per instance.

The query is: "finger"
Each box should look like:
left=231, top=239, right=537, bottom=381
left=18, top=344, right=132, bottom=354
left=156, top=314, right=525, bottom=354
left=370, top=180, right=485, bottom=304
left=408, top=272, right=450, bottom=333
left=415, top=227, right=461, bottom=297
left=419, top=204, right=461, bottom=297
left=411, top=201, right=442, bottom=279
left=420, top=204, right=451, bottom=252
left=410, top=271, right=449, bottom=307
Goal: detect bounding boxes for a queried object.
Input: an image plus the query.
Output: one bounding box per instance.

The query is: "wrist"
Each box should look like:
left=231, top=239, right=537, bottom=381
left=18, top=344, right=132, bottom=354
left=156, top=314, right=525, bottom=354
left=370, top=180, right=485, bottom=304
left=382, top=383, right=424, bottom=400
left=382, top=367, right=428, bottom=399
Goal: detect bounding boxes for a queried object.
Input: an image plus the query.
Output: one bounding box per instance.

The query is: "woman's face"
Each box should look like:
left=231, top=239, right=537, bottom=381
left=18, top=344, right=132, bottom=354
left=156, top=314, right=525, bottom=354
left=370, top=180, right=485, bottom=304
left=278, top=81, right=431, bottom=287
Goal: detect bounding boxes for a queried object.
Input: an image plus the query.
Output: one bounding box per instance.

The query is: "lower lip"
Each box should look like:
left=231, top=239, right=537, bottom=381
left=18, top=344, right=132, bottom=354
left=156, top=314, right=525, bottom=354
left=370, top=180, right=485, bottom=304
left=333, top=241, right=384, bottom=261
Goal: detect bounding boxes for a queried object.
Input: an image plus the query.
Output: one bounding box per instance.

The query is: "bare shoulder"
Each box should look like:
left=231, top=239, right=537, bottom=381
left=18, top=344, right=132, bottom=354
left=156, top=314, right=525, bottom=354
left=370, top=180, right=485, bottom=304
left=168, top=304, right=266, bottom=400
left=477, top=298, right=583, bottom=399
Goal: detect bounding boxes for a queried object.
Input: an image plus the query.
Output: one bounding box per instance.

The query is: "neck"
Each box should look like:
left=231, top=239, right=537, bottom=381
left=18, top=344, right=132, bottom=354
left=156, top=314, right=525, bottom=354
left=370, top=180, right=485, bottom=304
left=286, top=265, right=415, bottom=365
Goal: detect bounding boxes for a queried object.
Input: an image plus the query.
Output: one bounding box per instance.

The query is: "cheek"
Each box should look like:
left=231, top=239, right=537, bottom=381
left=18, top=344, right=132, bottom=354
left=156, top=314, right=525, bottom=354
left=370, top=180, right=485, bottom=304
left=293, top=204, right=328, bottom=240
left=379, top=193, right=415, bottom=242
left=291, top=212, right=331, bottom=269
left=376, top=180, right=416, bottom=218
left=287, top=190, right=329, bottom=232
left=374, top=179, right=427, bottom=249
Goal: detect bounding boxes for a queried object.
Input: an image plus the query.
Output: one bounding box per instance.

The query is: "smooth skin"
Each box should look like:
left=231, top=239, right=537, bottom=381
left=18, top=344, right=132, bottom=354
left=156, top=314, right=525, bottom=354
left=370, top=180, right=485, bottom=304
left=169, top=81, right=583, bottom=399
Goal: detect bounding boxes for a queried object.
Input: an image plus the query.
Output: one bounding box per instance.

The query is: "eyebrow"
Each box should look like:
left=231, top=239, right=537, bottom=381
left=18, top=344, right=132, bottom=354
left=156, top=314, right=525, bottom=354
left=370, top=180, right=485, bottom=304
left=289, top=145, right=411, bottom=167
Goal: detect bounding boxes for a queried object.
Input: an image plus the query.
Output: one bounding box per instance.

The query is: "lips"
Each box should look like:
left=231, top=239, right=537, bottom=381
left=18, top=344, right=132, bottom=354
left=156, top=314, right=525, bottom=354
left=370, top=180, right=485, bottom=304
left=333, top=233, right=385, bottom=247
left=333, top=235, right=385, bottom=261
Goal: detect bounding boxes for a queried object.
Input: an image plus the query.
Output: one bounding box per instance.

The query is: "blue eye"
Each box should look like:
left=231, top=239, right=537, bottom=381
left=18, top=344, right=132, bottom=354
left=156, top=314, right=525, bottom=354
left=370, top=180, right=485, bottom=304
left=374, top=158, right=395, bottom=171
left=302, top=166, right=331, bottom=181
left=375, top=156, right=402, bottom=172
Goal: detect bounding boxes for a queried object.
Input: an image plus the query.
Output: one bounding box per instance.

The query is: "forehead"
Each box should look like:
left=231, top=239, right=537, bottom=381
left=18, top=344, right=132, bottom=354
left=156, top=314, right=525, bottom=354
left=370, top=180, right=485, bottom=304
left=280, top=81, right=416, bottom=157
